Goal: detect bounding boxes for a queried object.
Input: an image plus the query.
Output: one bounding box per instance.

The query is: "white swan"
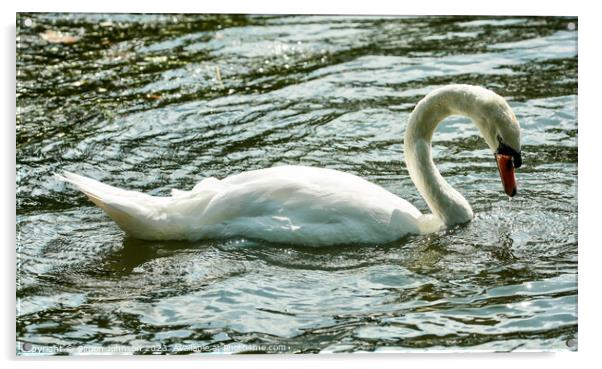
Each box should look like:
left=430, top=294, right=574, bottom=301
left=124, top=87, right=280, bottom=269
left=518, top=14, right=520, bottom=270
left=57, top=84, right=522, bottom=246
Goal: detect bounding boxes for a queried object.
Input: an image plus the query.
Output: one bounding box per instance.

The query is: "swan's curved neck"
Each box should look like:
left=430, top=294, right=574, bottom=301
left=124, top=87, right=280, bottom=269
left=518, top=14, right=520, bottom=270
left=404, top=85, right=492, bottom=226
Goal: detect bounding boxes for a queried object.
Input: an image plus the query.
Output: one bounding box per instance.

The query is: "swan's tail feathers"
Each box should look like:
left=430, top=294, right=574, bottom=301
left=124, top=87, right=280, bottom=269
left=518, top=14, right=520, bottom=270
left=55, top=171, right=161, bottom=239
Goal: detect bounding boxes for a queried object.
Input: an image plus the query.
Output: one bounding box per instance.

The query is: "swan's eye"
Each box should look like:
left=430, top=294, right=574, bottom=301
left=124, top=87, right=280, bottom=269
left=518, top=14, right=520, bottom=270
left=496, top=136, right=522, bottom=169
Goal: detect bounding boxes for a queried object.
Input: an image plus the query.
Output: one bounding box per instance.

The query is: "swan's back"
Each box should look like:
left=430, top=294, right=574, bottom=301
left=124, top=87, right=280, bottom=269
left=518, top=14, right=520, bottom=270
left=57, top=166, right=425, bottom=246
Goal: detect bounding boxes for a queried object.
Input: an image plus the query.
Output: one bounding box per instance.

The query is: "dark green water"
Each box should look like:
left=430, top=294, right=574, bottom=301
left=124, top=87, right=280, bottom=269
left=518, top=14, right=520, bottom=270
left=16, top=14, right=577, bottom=354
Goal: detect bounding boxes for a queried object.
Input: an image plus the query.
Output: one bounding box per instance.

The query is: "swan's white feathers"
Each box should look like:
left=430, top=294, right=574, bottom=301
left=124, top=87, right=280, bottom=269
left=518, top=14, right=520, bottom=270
left=57, top=166, right=423, bottom=245
left=55, top=171, right=173, bottom=239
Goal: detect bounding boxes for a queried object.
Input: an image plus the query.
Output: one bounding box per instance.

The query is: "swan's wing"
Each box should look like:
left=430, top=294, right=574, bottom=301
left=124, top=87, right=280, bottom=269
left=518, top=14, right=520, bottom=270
left=170, top=189, right=187, bottom=197
left=195, top=166, right=424, bottom=244
left=55, top=171, right=150, bottom=201
left=58, top=166, right=425, bottom=244
left=216, top=165, right=423, bottom=220
left=57, top=172, right=225, bottom=239
left=56, top=171, right=168, bottom=238
left=171, top=177, right=224, bottom=198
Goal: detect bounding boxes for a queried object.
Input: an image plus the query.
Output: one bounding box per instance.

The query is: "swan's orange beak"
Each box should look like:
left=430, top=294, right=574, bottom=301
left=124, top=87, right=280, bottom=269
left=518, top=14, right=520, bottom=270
left=496, top=154, right=517, bottom=197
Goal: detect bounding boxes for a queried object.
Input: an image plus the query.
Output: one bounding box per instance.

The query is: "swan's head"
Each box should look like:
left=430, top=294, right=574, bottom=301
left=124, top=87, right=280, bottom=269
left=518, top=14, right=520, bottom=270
left=407, top=84, right=523, bottom=198
left=477, top=93, right=522, bottom=197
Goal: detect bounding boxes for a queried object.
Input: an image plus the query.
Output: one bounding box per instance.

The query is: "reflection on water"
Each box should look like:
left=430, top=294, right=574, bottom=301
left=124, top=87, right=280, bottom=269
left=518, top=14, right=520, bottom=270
left=16, top=14, right=577, bottom=354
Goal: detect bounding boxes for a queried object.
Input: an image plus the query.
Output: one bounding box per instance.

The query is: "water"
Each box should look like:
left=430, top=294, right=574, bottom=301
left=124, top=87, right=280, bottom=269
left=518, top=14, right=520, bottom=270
left=16, top=14, right=578, bottom=354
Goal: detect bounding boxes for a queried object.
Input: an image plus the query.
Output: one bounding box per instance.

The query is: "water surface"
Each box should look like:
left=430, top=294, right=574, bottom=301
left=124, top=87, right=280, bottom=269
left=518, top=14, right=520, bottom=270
left=16, top=14, right=577, bottom=354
